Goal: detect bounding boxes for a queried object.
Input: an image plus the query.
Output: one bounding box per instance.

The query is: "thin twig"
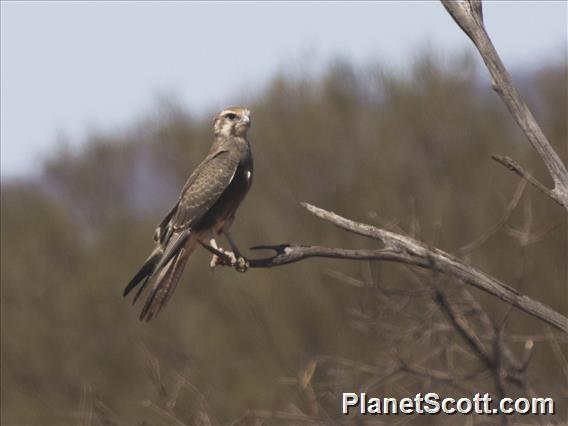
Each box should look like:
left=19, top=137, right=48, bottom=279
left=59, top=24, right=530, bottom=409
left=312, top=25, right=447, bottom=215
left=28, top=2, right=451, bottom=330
left=491, top=155, right=557, bottom=203
left=213, top=203, right=568, bottom=333
left=441, top=0, right=568, bottom=209
left=460, top=178, right=526, bottom=255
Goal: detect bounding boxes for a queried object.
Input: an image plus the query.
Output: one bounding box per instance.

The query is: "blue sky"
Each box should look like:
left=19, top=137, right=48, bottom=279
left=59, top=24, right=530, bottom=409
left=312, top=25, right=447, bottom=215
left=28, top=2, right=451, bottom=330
left=1, top=1, right=566, bottom=177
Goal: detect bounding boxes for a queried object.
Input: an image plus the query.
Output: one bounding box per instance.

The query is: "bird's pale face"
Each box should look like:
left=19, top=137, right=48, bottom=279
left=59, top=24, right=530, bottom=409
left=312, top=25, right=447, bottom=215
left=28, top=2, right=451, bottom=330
left=213, top=107, right=251, bottom=138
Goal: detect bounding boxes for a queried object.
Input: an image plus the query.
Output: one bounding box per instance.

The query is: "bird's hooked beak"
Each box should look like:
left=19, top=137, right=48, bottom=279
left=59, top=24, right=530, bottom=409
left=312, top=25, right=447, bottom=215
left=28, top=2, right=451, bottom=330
left=240, top=113, right=251, bottom=128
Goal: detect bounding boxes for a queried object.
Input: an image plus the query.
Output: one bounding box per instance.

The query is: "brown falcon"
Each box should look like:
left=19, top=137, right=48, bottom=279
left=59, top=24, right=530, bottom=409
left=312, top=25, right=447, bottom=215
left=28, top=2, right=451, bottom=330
left=123, top=107, right=253, bottom=322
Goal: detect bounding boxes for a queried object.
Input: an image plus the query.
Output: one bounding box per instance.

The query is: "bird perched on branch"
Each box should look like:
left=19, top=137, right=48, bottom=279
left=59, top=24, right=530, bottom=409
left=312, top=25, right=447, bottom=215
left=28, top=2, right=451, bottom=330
left=123, top=107, right=254, bottom=322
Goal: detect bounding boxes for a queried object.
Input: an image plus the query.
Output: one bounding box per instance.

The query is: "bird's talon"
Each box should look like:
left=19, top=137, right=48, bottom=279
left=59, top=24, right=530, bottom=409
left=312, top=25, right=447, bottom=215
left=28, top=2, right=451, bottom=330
left=222, top=250, right=237, bottom=265
left=235, top=257, right=249, bottom=273
left=209, top=248, right=239, bottom=269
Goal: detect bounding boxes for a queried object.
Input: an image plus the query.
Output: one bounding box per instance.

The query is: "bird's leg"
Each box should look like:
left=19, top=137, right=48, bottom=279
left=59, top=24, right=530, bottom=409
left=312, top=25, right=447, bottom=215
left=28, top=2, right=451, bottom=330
left=208, top=236, right=236, bottom=269
left=223, top=231, right=249, bottom=273
left=209, top=237, right=219, bottom=269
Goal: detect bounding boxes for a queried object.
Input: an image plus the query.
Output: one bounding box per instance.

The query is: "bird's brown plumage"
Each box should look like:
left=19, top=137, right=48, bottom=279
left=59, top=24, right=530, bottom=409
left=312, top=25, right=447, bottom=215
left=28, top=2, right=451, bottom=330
left=123, top=107, right=253, bottom=321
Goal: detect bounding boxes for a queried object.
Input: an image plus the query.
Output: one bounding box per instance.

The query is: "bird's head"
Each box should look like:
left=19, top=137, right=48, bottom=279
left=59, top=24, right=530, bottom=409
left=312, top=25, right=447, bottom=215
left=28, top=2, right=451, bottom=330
left=213, top=107, right=251, bottom=138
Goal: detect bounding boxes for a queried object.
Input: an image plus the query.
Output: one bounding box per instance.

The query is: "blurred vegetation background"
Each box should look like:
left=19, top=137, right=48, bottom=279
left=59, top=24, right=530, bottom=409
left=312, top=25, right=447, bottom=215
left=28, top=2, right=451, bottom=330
left=1, top=52, right=566, bottom=425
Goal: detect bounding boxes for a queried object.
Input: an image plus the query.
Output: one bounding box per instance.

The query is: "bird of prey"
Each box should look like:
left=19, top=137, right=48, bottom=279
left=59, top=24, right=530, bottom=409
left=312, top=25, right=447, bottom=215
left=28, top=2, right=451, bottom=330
left=123, top=106, right=254, bottom=322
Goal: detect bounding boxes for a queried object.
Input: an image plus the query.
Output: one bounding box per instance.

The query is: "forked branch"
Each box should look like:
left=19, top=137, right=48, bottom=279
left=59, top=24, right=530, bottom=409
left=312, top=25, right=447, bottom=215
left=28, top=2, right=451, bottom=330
left=441, top=0, right=568, bottom=209
left=209, top=203, right=568, bottom=333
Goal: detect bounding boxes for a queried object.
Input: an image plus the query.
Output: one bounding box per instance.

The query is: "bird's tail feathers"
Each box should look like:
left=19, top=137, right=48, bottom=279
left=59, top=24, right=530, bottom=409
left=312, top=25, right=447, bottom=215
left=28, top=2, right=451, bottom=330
left=123, top=230, right=195, bottom=322
left=123, top=246, right=163, bottom=298
left=152, top=229, right=191, bottom=273
left=139, top=248, right=190, bottom=322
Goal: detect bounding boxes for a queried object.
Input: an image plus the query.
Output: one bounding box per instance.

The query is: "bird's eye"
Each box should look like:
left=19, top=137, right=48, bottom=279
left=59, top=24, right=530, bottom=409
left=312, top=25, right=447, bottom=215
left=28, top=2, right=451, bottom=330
left=226, top=113, right=237, bottom=120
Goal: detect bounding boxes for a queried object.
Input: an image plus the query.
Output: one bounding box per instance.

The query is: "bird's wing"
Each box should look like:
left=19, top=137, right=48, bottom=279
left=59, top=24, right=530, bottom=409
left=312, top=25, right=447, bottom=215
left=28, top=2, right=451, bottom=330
left=171, top=148, right=240, bottom=230
left=124, top=147, right=241, bottom=321
left=154, top=148, right=240, bottom=243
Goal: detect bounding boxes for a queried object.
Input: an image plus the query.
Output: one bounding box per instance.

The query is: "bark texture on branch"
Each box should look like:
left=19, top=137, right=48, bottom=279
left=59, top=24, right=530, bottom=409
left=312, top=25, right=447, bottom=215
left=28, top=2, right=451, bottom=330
left=219, top=203, right=567, bottom=333
left=441, top=0, right=568, bottom=209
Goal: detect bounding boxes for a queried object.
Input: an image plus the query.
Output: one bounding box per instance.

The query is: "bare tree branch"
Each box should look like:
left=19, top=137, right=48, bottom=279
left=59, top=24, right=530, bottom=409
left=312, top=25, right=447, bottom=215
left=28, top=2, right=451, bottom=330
left=491, top=155, right=557, bottom=202
left=441, top=0, right=568, bottom=209
left=546, top=325, right=568, bottom=382
left=459, top=178, right=526, bottom=255
left=305, top=203, right=567, bottom=332
left=209, top=203, right=567, bottom=333
left=432, top=286, right=493, bottom=369
left=432, top=301, right=507, bottom=421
